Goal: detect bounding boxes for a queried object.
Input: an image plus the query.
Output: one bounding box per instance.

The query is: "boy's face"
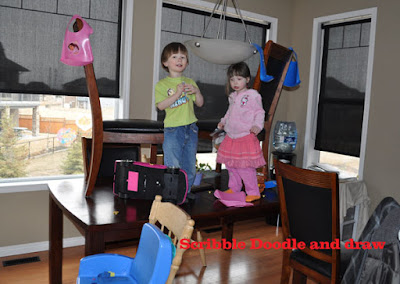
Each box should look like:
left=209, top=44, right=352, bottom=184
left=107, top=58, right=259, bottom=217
left=163, top=51, right=188, bottom=75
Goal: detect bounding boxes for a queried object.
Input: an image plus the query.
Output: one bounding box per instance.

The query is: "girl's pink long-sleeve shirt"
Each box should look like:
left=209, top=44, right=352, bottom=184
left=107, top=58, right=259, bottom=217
left=220, top=89, right=265, bottom=139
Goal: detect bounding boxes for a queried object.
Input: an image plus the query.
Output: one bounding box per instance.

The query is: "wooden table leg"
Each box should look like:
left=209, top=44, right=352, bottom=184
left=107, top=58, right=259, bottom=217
left=150, top=144, right=158, bottom=164
left=85, top=229, right=105, bottom=256
left=49, top=195, right=63, bottom=284
left=221, top=219, right=234, bottom=250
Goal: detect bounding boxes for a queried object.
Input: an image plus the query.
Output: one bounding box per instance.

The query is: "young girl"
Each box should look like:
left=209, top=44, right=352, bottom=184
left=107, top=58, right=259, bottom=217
left=216, top=62, right=265, bottom=202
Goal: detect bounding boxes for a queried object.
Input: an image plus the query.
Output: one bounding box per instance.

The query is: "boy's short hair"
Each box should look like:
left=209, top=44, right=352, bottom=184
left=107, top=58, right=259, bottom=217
left=161, top=42, right=189, bottom=72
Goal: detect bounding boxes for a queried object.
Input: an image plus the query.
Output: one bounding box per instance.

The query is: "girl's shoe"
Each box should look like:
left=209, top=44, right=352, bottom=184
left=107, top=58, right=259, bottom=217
left=245, top=195, right=261, bottom=202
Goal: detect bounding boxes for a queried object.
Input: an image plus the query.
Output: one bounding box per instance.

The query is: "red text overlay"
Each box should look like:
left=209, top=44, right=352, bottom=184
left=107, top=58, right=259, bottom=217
left=179, top=238, right=385, bottom=250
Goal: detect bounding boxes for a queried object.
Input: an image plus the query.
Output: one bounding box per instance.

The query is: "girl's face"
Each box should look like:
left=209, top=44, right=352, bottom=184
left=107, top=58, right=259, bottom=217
left=230, top=75, right=250, bottom=93
left=163, top=51, right=188, bottom=76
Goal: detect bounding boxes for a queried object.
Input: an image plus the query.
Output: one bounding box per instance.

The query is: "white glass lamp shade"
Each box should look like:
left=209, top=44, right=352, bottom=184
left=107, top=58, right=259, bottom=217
left=185, top=38, right=256, bottom=65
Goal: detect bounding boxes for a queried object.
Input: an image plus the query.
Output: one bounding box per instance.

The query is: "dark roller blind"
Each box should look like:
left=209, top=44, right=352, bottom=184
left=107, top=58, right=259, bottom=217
left=315, top=19, right=370, bottom=157
left=0, top=0, right=122, bottom=98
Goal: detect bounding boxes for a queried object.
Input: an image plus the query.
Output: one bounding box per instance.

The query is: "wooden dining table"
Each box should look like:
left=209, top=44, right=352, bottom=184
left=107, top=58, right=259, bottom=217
left=48, top=172, right=279, bottom=283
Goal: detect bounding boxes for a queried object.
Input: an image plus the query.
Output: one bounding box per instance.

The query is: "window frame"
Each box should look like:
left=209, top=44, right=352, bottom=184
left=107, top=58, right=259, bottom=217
left=0, top=0, right=134, bottom=192
left=0, top=1, right=124, bottom=99
left=151, top=0, right=278, bottom=120
left=303, top=8, right=377, bottom=180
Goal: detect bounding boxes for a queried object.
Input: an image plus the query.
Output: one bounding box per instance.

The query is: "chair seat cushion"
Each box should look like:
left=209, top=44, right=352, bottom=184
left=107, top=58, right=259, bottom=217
left=103, top=119, right=164, bottom=133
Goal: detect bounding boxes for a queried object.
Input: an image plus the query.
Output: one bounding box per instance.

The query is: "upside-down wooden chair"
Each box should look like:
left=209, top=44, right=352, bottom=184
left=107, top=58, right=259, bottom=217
left=197, top=40, right=292, bottom=177
left=149, top=195, right=206, bottom=283
left=252, top=40, right=292, bottom=181
left=72, top=19, right=164, bottom=196
left=275, top=160, right=341, bottom=284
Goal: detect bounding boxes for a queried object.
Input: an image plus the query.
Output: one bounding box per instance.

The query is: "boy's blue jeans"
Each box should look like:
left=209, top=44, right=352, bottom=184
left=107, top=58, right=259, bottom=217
left=163, top=123, right=198, bottom=190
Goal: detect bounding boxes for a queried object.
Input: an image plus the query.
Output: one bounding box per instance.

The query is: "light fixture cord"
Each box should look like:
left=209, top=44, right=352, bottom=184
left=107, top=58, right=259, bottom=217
left=202, top=0, right=222, bottom=38
left=232, top=0, right=253, bottom=44
left=216, top=0, right=225, bottom=39
left=201, top=0, right=254, bottom=45
left=222, top=0, right=228, bottom=39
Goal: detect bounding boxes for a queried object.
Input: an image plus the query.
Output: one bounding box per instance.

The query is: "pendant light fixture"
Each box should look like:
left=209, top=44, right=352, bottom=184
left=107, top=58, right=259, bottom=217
left=185, top=0, right=257, bottom=65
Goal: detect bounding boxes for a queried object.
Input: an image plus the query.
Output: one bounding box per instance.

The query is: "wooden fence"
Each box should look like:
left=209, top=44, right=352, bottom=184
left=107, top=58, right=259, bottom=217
left=19, top=115, right=79, bottom=134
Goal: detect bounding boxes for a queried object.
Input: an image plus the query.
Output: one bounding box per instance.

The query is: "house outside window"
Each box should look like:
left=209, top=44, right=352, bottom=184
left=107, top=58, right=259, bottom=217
left=303, top=8, right=377, bottom=180
left=0, top=0, right=132, bottom=183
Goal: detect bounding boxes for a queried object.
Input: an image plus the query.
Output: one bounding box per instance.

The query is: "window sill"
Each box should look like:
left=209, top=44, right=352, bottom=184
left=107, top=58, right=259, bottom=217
left=0, top=175, right=84, bottom=194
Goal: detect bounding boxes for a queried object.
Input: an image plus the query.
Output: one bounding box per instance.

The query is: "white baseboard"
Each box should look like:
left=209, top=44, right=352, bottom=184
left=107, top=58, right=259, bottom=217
left=0, top=237, right=85, bottom=258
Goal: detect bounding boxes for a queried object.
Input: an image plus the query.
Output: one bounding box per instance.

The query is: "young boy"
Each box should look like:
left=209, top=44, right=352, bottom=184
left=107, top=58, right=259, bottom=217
left=155, top=42, right=204, bottom=193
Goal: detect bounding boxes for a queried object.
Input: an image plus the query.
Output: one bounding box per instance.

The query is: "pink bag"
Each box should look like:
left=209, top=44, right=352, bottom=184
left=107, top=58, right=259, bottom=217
left=60, top=14, right=93, bottom=66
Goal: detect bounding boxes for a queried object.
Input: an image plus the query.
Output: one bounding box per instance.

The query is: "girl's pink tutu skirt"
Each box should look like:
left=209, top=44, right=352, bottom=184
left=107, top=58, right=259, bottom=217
left=216, top=134, right=266, bottom=168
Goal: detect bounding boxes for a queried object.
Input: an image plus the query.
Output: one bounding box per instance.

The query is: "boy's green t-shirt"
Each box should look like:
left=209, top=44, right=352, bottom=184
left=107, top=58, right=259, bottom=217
left=155, top=76, right=198, bottom=128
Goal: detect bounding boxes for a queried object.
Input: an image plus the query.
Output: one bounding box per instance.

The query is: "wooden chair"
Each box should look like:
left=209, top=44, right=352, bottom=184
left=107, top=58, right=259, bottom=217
left=253, top=41, right=292, bottom=180
left=149, top=195, right=206, bottom=284
left=275, top=160, right=340, bottom=284
left=197, top=40, right=292, bottom=177
left=72, top=19, right=164, bottom=196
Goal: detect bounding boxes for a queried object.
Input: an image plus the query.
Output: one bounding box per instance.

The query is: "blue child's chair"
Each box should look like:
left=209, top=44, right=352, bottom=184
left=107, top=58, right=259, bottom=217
left=76, top=223, right=173, bottom=284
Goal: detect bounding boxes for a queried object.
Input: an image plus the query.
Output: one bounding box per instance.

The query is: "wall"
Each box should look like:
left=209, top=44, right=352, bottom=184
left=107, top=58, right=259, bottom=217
left=287, top=0, right=400, bottom=211
left=362, top=0, right=400, bottom=211
left=129, top=0, right=158, bottom=119
left=0, top=190, right=81, bottom=247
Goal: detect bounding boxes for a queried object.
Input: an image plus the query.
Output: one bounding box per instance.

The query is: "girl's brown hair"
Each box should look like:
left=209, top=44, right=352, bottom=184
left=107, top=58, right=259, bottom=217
left=160, top=42, right=189, bottom=72
left=226, top=62, right=251, bottom=95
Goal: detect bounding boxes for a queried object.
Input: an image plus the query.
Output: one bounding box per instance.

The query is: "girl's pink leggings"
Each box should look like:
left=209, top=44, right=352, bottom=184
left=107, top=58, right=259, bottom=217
left=226, top=166, right=260, bottom=196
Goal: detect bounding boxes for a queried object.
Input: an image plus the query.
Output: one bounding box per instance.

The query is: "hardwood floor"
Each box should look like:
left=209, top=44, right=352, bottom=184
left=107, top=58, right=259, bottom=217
left=0, top=218, right=307, bottom=284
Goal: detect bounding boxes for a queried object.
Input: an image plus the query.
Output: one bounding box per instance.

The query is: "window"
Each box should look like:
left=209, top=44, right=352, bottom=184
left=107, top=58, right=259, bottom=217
left=153, top=0, right=276, bottom=168
left=0, top=0, right=132, bottom=182
left=153, top=0, right=277, bottom=121
left=304, top=8, right=377, bottom=180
